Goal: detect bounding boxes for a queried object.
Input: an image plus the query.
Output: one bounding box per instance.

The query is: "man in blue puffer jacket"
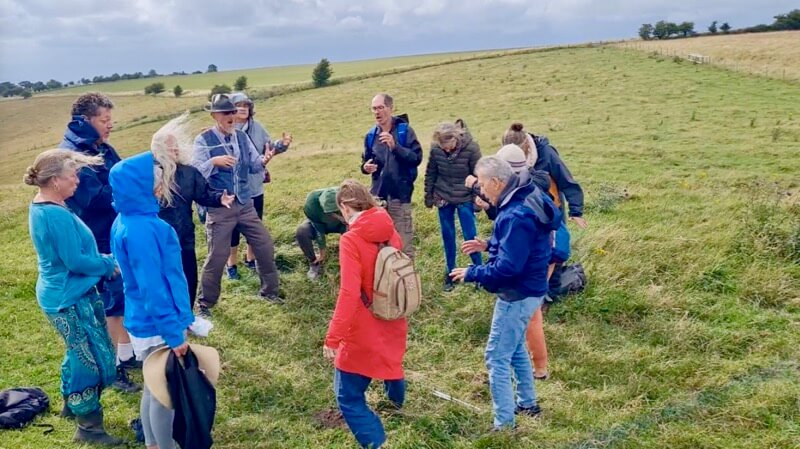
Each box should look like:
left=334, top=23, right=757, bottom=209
left=450, top=156, right=561, bottom=431
left=110, top=151, right=195, bottom=449
left=59, top=92, right=140, bottom=394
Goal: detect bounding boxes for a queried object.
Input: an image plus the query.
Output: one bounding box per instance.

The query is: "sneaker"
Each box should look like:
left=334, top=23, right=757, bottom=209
left=515, top=403, right=542, bottom=418
left=197, top=305, right=212, bottom=319
left=443, top=278, right=455, bottom=292
left=226, top=264, right=240, bottom=280
left=244, top=259, right=256, bottom=271
left=112, top=366, right=142, bottom=394
left=260, top=294, right=285, bottom=305
left=118, top=356, right=143, bottom=370
left=307, top=263, right=322, bottom=280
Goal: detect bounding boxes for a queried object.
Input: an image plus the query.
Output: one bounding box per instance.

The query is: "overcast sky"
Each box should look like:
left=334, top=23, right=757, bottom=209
left=0, top=0, right=793, bottom=83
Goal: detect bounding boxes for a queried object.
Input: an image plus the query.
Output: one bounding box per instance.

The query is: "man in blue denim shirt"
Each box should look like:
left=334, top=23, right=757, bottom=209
left=193, top=94, right=282, bottom=317
left=451, top=156, right=561, bottom=430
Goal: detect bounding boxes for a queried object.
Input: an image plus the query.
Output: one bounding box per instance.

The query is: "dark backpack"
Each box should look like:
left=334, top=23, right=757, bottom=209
left=549, top=263, right=587, bottom=300
left=0, top=388, right=50, bottom=430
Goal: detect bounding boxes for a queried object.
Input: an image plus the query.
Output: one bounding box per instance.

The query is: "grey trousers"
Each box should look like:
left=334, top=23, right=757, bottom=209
left=140, top=345, right=175, bottom=449
left=295, top=220, right=319, bottom=265
left=386, top=199, right=414, bottom=259
left=199, top=200, right=279, bottom=307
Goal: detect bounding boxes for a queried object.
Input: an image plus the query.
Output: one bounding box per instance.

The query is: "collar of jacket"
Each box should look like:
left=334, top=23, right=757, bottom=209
left=496, top=173, right=531, bottom=210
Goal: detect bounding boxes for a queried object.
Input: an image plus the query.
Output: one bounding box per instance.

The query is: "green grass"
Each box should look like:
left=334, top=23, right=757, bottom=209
left=1, top=46, right=799, bottom=448
left=51, top=50, right=514, bottom=96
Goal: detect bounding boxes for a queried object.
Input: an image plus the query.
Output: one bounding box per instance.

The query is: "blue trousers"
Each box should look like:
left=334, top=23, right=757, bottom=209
left=438, top=202, right=482, bottom=276
left=485, top=296, right=543, bottom=428
left=334, top=369, right=405, bottom=449
left=44, top=290, right=116, bottom=416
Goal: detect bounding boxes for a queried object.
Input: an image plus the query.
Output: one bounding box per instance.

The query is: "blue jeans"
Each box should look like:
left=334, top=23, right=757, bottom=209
left=485, top=296, right=543, bottom=428
left=334, top=369, right=405, bottom=449
left=438, top=202, right=482, bottom=276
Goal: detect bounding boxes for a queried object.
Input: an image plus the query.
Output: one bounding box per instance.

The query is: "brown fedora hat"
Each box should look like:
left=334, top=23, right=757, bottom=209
left=142, top=344, right=221, bottom=409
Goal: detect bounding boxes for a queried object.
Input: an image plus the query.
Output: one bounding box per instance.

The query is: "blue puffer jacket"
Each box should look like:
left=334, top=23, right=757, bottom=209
left=110, top=152, right=194, bottom=348
left=465, top=174, right=562, bottom=300
left=60, top=115, right=122, bottom=253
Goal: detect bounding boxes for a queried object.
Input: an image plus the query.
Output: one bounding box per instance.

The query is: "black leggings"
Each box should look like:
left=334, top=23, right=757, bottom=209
left=231, top=193, right=264, bottom=248
left=181, top=248, right=198, bottom=310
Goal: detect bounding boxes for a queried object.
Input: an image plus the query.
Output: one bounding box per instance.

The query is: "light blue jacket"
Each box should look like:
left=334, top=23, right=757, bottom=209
left=29, top=202, right=116, bottom=313
left=110, top=152, right=194, bottom=348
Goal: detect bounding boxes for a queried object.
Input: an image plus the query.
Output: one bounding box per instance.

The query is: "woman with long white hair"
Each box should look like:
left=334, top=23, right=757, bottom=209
left=151, top=112, right=234, bottom=309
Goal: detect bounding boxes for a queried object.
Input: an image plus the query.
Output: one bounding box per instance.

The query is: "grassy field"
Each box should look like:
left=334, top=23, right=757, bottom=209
left=615, top=31, right=800, bottom=82
left=1, top=45, right=799, bottom=448
left=47, top=50, right=511, bottom=96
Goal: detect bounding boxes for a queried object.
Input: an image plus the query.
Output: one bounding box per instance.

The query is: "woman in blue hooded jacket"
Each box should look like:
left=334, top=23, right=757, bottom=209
left=110, top=151, right=195, bottom=449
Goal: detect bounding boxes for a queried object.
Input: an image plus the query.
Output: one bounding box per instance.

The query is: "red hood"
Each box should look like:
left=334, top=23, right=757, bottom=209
left=349, top=207, right=397, bottom=243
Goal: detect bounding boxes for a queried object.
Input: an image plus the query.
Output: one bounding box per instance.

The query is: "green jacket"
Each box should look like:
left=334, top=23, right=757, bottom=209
left=304, top=187, right=347, bottom=250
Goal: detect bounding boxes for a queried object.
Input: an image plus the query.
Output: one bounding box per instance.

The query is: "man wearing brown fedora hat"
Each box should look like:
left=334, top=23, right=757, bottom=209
left=192, top=94, right=283, bottom=317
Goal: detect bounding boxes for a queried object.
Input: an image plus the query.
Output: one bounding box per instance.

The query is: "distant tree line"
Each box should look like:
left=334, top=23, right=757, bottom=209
left=638, top=9, right=799, bottom=40
left=2, top=63, right=221, bottom=99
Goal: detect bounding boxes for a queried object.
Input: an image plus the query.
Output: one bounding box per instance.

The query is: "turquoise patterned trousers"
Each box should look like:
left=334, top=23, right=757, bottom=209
left=45, top=289, right=117, bottom=416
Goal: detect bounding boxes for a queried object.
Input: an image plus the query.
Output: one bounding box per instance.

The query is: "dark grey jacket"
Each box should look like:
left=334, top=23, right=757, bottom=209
left=158, top=164, right=223, bottom=251
left=424, top=133, right=482, bottom=207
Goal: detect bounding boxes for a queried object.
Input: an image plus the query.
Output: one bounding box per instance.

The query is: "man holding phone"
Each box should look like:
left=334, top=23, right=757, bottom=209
left=360, top=93, right=423, bottom=258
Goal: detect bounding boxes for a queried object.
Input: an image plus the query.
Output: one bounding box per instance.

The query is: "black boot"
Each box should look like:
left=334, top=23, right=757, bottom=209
left=60, top=400, right=75, bottom=420
left=74, top=409, right=124, bottom=445
left=111, top=366, right=141, bottom=393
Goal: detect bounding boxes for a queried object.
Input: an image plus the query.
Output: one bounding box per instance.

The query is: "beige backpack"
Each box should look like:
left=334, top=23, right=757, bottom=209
left=361, top=243, right=422, bottom=320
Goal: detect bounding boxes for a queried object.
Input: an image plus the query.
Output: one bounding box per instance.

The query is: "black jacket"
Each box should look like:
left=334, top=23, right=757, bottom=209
left=532, top=134, right=584, bottom=218
left=424, top=132, right=481, bottom=207
left=361, top=115, right=423, bottom=203
left=158, top=164, right=223, bottom=251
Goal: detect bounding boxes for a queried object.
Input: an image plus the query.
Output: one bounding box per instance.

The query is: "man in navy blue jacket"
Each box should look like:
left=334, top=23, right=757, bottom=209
left=450, top=156, right=561, bottom=431
left=59, top=92, right=140, bottom=395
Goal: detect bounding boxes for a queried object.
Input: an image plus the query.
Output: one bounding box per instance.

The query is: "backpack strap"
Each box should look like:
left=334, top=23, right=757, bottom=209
left=396, top=122, right=408, bottom=148
left=365, top=125, right=380, bottom=153
left=359, top=240, right=390, bottom=308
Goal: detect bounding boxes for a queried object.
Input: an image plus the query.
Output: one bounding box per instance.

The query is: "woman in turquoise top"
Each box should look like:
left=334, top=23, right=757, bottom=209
left=25, top=149, right=124, bottom=446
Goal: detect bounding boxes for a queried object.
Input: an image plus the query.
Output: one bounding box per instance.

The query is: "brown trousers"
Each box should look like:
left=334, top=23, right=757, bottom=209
left=386, top=199, right=414, bottom=259
left=199, top=200, right=279, bottom=307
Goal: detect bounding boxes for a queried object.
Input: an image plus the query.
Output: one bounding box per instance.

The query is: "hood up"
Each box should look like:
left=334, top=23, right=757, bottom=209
left=109, top=151, right=160, bottom=216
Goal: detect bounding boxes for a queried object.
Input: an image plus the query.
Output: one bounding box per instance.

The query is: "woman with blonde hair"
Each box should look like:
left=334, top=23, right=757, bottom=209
left=151, top=113, right=234, bottom=310
left=323, top=179, right=406, bottom=449
left=25, top=149, right=123, bottom=445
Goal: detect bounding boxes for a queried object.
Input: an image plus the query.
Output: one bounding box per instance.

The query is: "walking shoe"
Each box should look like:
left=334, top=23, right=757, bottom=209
left=260, top=294, right=285, bottom=305
left=118, top=356, right=143, bottom=370
left=514, top=403, right=542, bottom=418
left=307, top=263, right=322, bottom=280
left=74, top=409, right=124, bottom=446
left=443, top=277, right=455, bottom=292
left=244, top=259, right=256, bottom=271
left=60, top=401, right=75, bottom=420
left=197, top=305, right=212, bottom=319
left=111, top=366, right=141, bottom=394
left=226, top=264, right=240, bottom=280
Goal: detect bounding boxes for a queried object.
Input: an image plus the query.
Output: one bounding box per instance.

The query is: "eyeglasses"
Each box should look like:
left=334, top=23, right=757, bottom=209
left=222, top=111, right=236, bottom=116
left=371, top=105, right=387, bottom=112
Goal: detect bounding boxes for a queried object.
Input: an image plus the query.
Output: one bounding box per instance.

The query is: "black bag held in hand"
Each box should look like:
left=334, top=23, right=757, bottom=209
left=166, top=348, right=216, bottom=449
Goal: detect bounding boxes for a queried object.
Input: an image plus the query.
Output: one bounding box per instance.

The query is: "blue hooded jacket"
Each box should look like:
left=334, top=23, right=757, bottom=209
left=465, top=174, right=562, bottom=300
left=60, top=115, right=123, bottom=253
left=109, top=152, right=194, bottom=348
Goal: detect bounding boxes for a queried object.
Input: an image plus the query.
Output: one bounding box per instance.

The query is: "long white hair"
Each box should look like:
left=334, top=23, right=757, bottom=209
left=150, top=111, right=193, bottom=207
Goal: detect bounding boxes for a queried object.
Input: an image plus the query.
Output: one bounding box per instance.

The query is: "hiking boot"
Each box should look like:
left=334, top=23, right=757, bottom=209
left=515, top=403, right=542, bottom=418
left=111, top=366, right=141, bottom=394
left=60, top=401, right=75, bottom=420
left=74, top=409, right=124, bottom=446
left=307, top=263, right=322, bottom=280
left=260, top=293, right=285, bottom=305
left=244, top=259, right=257, bottom=271
left=118, top=356, right=143, bottom=370
left=226, top=264, right=240, bottom=280
left=198, top=305, right=212, bottom=319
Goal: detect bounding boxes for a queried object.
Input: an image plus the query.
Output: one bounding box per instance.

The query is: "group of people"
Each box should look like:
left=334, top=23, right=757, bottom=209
left=25, top=90, right=585, bottom=448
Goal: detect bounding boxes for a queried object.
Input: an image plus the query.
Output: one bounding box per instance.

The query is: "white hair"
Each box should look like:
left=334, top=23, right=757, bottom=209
left=475, top=156, right=514, bottom=183
left=150, top=111, right=192, bottom=207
